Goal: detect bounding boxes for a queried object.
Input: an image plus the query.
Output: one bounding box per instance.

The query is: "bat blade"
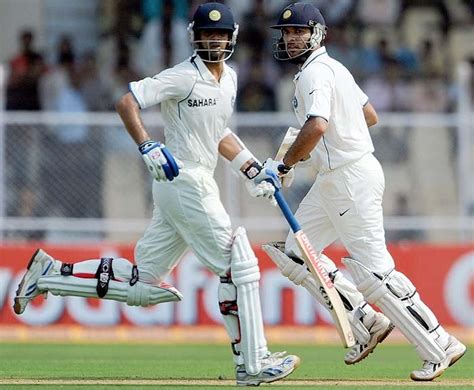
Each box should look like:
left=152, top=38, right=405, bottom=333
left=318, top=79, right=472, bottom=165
left=275, top=127, right=300, bottom=161
left=295, top=230, right=356, bottom=347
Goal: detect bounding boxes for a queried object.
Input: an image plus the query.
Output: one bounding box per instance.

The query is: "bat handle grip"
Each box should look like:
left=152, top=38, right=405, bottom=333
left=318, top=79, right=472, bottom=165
left=273, top=190, right=301, bottom=233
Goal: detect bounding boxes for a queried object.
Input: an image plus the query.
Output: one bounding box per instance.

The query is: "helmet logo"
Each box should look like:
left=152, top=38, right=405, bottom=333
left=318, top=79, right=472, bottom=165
left=209, top=10, right=221, bottom=21
left=283, top=10, right=292, bottom=19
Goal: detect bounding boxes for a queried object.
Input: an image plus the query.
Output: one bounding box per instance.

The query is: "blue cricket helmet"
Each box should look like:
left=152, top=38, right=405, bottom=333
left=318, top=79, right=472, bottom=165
left=192, top=2, right=236, bottom=32
left=271, top=2, right=327, bottom=62
left=188, top=2, right=239, bottom=62
left=271, top=2, right=326, bottom=29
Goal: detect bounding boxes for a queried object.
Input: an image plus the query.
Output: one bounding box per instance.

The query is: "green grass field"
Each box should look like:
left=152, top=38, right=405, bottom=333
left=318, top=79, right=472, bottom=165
left=0, top=343, right=472, bottom=389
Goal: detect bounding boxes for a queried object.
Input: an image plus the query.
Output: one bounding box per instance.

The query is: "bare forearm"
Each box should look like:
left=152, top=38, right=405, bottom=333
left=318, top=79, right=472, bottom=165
left=363, top=102, right=378, bottom=127
left=116, top=93, right=151, bottom=145
left=283, top=117, right=325, bottom=166
left=219, top=133, right=260, bottom=173
left=219, top=133, right=244, bottom=161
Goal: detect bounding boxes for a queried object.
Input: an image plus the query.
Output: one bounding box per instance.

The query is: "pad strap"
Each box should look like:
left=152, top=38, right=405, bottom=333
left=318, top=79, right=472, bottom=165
left=60, top=263, right=74, bottom=276
left=95, top=258, right=114, bottom=298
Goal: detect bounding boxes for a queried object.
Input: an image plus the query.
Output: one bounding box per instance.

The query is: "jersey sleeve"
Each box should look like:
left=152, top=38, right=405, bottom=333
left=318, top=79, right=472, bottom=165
left=129, top=66, right=194, bottom=109
left=220, top=127, right=232, bottom=141
left=301, top=64, right=335, bottom=121
left=355, top=83, right=369, bottom=107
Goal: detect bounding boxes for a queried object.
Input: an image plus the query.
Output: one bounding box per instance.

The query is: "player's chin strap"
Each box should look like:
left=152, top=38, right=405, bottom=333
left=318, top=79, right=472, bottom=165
left=218, top=227, right=268, bottom=375
left=343, top=257, right=447, bottom=362
left=263, top=242, right=380, bottom=345
left=37, top=258, right=183, bottom=307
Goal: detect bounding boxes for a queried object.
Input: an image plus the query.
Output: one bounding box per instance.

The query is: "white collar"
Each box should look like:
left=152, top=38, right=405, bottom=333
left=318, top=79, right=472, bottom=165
left=293, top=46, right=327, bottom=82
left=191, top=54, right=227, bottom=82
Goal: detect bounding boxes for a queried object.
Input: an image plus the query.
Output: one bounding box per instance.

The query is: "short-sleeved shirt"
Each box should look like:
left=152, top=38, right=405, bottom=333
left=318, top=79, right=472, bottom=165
left=292, top=46, right=374, bottom=172
left=129, top=55, right=237, bottom=170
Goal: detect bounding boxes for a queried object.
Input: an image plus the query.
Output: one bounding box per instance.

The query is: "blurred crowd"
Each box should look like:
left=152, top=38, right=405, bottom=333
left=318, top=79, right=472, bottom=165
left=3, top=0, right=473, bottom=242
left=5, top=0, right=474, bottom=115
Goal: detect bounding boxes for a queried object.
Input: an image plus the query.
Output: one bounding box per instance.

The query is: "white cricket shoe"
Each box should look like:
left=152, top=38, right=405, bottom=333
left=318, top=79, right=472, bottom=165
left=13, top=249, right=59, bottom=315
left=235, top=351, right=300, bottom=386
left=410, top=336, right=467, bottom=381
left=344, top=312, right=394, bottom=365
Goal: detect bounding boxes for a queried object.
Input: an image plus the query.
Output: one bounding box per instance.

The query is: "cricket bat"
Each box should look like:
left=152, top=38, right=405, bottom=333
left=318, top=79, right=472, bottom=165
left=273, top=190, right=356, bottom=348
left=275, top=127, right=311, bottom=163
left=275, top=127, right=300, bottom=160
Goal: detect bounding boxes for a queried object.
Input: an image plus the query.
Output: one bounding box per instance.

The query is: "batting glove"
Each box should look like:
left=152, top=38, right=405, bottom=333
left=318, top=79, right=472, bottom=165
left=242, top=161, right=281, bottom=206
left=263, top=158, right=295, bottom=188
left=139, top=140, right=182, bottom=182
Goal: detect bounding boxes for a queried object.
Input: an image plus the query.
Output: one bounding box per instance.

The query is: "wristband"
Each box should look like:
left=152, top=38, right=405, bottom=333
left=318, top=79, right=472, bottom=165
left=278, top=163, right=293, bottom=174
left=242, top=161, right=263, bottom=180
left=230, top=149, right=255, bottom=173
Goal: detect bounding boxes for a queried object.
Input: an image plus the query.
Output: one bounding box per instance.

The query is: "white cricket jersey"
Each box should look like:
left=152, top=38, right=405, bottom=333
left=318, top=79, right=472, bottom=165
left=129, top=54, right=237, bottom=170
left=292, top=46, right=374, bottom=172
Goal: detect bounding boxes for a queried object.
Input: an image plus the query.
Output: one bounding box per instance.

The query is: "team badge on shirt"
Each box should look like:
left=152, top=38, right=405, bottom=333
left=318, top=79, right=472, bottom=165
left=292, top=96, right=298, bottom=109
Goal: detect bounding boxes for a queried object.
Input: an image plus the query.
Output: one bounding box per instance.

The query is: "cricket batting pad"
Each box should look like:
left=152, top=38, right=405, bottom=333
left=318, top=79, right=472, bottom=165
left=230, top=227, right=268, bottom=375
left=343, top=257, right=446, bottom=362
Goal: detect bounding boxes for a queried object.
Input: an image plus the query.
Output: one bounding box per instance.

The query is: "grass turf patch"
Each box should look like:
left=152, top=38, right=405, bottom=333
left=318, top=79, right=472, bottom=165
left=0, top=343, right=472, bottom=389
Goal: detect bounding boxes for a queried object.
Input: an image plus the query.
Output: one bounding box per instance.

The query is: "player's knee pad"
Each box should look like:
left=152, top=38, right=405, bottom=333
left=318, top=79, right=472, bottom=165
left=263, top=241, right=308, bottom=285
left=263, top=241, right=334, bottom=311
left=263, top=242, right=369, bottom=336
left=343, top=257, right=445, bottom=362
left=231, top=228, right=260, bottom=286
left=229, top=227, right=267, bottom=375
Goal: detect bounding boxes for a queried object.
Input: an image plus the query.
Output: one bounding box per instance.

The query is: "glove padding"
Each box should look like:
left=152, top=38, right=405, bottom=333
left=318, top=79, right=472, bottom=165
left=263, top=158, right=295, bottom=187
left=139, top=140, right=182, bottom=182
left=244, top=163, right=281, bottom=206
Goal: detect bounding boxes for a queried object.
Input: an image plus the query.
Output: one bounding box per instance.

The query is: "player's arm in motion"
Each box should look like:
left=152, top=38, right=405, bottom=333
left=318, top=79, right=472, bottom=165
left=280, top=101, right=377, bottom=167
left=219, top=132, right=281, bottom=204
left=282, top=116, right=327, bottom=167
left=116, top=92, right=181, bottom=182
left=362, top=102, right=378, bottom=127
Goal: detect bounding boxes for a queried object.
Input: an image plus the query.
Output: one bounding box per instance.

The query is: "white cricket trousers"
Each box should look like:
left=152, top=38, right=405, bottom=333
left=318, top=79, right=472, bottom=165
left=135, top=162, right=233, bottom=284
left=286, top=153, right=395, bottom=274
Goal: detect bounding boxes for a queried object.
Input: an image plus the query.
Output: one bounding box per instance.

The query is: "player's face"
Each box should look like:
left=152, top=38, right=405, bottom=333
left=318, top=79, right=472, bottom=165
left=281, top=27, right=312, bottom=58
left=200, top=30, right=231, bottom=61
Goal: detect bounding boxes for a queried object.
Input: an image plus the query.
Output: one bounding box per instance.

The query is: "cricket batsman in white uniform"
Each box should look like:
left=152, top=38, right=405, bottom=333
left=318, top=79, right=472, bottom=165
left=14, top=3, right=300, bottom=386
left=262, top=2, right=466, bottom=381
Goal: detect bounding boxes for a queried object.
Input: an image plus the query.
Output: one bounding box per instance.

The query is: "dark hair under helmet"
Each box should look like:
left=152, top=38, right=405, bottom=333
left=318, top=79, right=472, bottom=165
left=188, top=2, right=239, bottom=62
left=270, top=2, right=327, bottom=62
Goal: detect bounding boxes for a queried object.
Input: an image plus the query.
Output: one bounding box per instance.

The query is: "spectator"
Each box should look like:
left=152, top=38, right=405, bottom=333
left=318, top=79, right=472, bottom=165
left=6, top=30, right=46, bottom=110
left=356, top=0, right=401, bottom=25
left=79, top=50, right=114, bottom=111
left=363, top=58, right=409, bottom=112
left=327, top=26, right=363, bottom=77
left=239, top=0, right=268, bottom=53
left=39, top=36, right=103, bottom=220
left=137, top=0, right=190, bottom=75
left=386, top=193, right=425, bottom=242
left=237, top=62, right=276, bottom=112
left=418, top=39, right=444, bottom=78
left=5, top=29, right=47, bottom=239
